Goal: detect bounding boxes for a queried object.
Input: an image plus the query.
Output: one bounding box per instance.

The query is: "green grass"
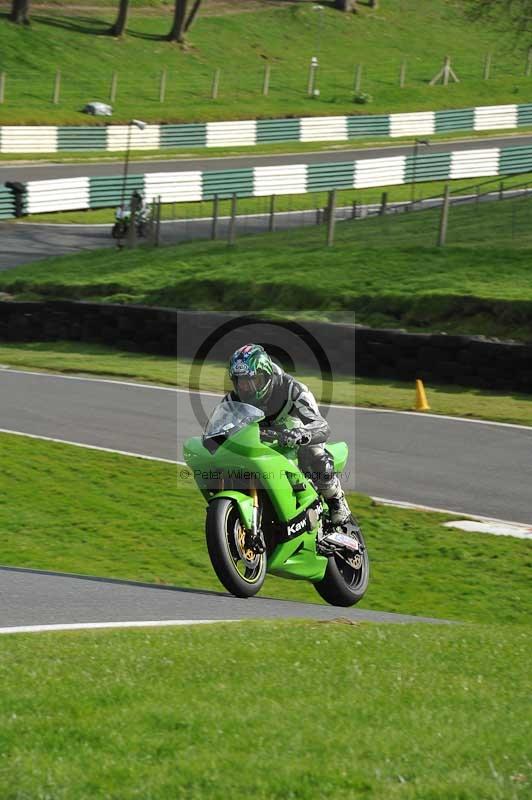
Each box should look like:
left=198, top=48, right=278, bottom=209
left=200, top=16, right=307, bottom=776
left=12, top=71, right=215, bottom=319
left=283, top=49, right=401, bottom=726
left=0, top=621, right=530, bottom=799
left=22, top=171, right=532, bottom=225
left=1, top=433, right=531, bottom=624
left=1, top=0, right=532, bottom=124
left=1, top=340, right=532, bottom=426
left=3, top=193, right=532, bottom=340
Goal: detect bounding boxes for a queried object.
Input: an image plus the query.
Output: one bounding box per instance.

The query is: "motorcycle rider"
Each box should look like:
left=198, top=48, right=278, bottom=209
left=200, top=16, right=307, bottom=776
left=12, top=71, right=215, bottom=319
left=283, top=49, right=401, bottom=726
left=223, top=343, right=351, bottom=526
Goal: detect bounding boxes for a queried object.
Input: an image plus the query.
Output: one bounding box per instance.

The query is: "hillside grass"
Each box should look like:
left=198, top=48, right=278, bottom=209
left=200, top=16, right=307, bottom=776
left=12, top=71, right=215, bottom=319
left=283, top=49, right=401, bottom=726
left=1, top=341, right=532, bottom=426
left=0, top=621, right=530, bottom=799
left=1, top=433, right=531, bottom=624
left=0, top=0, right=531, bottom=124
left=3, top=194, right=532, bottom=340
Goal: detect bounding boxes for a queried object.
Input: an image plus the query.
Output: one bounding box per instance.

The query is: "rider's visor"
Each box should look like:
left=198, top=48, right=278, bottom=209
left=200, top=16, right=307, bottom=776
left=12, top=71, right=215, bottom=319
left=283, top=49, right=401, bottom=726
left=233, top=373, right=268, bottom=401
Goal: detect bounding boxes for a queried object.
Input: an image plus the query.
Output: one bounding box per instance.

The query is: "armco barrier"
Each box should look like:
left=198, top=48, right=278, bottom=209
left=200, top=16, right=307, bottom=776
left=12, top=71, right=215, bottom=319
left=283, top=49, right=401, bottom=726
left=0, top=302, right=531, bottom=393
left=58, top=126, right=107, bottom=152
left=0, top=186, right=17, bottom=220
left=2, top=103, right=532, bottom=154
left=25, top=177, right=90, bottom=214
left=88, top=175, right=144, bottom=209
left=12, top=142, right=532, bottom=214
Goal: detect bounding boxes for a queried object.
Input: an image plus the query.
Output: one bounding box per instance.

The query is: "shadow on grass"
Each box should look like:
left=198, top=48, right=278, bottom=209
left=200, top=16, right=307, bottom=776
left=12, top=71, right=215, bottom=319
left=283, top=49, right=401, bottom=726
left=33, top=13, right=111, bottom=36
left=127, top=28, right=168, bottom=42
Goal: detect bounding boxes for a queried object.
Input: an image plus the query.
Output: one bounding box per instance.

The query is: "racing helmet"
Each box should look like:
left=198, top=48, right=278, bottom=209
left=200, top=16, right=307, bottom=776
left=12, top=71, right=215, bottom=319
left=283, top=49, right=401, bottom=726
left=229, top=344, right=275, bottom=407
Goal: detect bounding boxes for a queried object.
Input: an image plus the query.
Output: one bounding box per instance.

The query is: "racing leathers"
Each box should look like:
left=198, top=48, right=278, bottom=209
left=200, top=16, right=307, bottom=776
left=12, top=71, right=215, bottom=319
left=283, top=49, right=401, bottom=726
left=222, top=363, right=350, bottom=525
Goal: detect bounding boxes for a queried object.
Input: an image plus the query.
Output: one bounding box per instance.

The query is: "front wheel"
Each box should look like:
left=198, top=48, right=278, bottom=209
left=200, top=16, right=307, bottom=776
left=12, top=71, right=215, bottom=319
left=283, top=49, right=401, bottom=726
left=314, top=519, right=369, bottom=607
left=111, top=222, right=125, bottom=239
left=206, top=498, right=266, bottom=598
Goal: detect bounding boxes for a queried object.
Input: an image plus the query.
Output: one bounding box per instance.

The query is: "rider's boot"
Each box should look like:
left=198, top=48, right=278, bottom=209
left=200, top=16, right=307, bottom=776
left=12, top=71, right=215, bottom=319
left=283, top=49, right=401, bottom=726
left=321, top=477, right=351, bottom=526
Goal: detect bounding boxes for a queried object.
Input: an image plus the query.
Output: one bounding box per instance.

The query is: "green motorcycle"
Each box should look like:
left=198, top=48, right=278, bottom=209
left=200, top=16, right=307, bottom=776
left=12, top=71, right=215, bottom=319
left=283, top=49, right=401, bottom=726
left=184, top=400, right=369, bottom=607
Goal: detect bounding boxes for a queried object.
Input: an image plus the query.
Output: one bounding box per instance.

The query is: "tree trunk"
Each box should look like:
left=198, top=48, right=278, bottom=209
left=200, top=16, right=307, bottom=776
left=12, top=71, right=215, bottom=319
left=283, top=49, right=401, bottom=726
left=184, top=0, right=202, bottom=32
left=109, top=0, right=129, bottom=36
left=335, top=0, right=358, bottom=11
left=10, top=0, right=30, bottom=25
left=167, top=0, right=188, bottom=42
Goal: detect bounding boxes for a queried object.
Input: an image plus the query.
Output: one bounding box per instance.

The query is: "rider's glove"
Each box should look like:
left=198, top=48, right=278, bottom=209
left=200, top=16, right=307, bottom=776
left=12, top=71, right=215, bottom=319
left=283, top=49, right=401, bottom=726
left=278, top=428, right=312, bottom=448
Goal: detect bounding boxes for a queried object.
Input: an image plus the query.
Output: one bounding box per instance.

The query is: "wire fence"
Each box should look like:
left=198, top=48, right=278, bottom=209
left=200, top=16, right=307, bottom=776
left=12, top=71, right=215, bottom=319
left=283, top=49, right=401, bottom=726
left=135, top=173, right=532, bottom=251
left=2, top=52, right=532, bottom=113
left=332, top=176, right=532, bottom=249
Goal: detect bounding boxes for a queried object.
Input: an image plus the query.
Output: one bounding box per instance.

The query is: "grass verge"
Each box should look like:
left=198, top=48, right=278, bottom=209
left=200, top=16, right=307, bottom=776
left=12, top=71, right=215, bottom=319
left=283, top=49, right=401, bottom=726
left=3, top=194, right=532, bottom=341
left=1, top=341, right=532, bottom=426
left=0, top=621, right=530, bottom=799
left=1, top=433, right=530, bottom=624
left=1, top=1, right=532, bottom=124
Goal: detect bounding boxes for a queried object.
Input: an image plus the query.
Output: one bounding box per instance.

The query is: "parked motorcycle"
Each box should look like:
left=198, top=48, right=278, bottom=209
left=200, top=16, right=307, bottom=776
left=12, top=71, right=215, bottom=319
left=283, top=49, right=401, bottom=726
left=184, top=400, right=369, bottom=606
left=111, top=204, right=150, bottom=239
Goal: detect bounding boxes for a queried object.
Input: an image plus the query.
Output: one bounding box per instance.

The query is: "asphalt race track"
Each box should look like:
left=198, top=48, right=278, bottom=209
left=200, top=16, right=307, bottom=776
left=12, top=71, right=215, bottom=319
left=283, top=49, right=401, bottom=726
left=1, top=134, right=531, bottom=183
left=0, top=206, right=354, bottom=270
left=0, top=566, right=449, bottom=629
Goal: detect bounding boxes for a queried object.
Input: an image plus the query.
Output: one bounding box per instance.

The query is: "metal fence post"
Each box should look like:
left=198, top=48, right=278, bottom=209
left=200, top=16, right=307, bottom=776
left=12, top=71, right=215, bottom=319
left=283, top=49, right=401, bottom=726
left=499, top=181, right=504, bottom=201
left=263, top=63, right=271, bottom=96
left=211, top=68, right=220, bottom=100
left=228, top=193, right=237, bottom=245
left=379, top=191, right=388, bottom=215
left=110, top=72, right=118, bottom=103
left=53, top=69, right=61, bottom=105
left=438, top=184, right=450, bottom=247
left=154, top=196, right=161, bottom=247
left=269, top=194, right=276, bottom=232
left=399, top=60, right=406, bottom=88
left=127, top=191, right=139, bottom=249
left=159, top=69, right=167, bottom=103
left=327, top=189, right=337, bottom=247
left=211, top=194, right=219, bottom=240
left=526, top=46, right=532, bottom=77
left=351, top=200, right=357, bottom=219
left=307, top=58, right=318, bottom=97
left=483, top=52, right=492, bottom=80
left=354, top=63, right=363, bottom=94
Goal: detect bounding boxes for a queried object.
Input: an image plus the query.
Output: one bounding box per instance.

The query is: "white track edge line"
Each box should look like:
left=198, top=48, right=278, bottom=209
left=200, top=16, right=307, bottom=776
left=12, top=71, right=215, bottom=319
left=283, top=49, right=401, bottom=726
left=371, top=496, right=531, bottom=527
left=0, top=619, right=239, bottom=635
left=3, top=367, right=531, bottom=432
left=1, top=367, right=184, bottom=392
left=0, top=428, right=183, bottom=465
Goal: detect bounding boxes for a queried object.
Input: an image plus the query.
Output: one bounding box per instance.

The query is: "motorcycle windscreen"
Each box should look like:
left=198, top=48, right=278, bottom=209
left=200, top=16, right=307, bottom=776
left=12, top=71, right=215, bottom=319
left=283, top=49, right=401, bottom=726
left=204, top=400, right=264, bottom=439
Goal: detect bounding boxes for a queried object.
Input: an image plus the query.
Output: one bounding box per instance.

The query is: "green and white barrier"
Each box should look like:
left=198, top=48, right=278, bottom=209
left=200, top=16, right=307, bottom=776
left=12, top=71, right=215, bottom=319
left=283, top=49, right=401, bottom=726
left=1, top=103, right=532, bottom=154
left=18, top=142, right=532, bottom=216
left=0, top=186, right=17, bottom=219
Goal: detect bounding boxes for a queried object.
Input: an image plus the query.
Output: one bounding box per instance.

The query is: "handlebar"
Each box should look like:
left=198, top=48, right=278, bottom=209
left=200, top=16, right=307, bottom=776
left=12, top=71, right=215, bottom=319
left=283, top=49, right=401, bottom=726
left=260, top=428, right=278, bottom=443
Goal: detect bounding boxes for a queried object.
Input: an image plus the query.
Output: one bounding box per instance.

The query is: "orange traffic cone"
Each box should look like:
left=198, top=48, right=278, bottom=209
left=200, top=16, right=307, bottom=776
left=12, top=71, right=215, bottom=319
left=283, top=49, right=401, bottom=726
left=414, top=379, right=430, bottom=412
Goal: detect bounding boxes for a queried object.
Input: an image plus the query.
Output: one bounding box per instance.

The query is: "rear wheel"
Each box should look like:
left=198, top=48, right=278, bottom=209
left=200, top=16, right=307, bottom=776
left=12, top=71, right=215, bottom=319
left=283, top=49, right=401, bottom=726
left=206, top=498, right=266, bottom=598
left=314, top=519, right=369, bottom=607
